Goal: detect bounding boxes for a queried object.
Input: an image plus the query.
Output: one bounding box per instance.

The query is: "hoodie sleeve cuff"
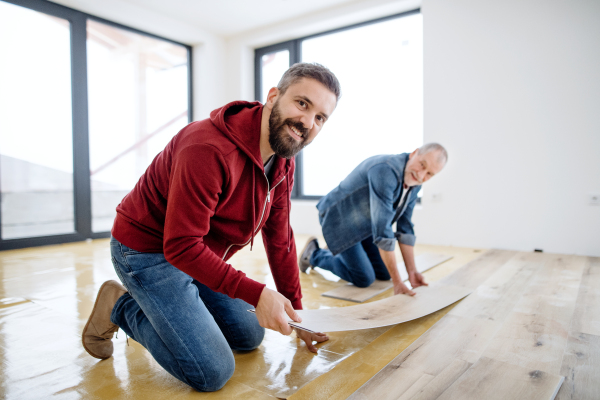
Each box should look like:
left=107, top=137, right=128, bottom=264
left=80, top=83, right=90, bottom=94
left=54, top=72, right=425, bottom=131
left=234, top=277, right=267, bottom=308
left=292, top=299, right=303, bottom=310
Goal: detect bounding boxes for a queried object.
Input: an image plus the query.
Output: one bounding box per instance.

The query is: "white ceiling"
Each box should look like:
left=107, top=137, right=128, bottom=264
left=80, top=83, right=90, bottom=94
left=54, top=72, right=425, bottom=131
left=121, top=0, right=359, bottom=37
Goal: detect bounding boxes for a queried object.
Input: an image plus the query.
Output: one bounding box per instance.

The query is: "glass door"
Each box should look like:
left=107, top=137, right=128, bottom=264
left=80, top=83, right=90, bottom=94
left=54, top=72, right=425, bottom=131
left=0, top=1, right=75, bottom=239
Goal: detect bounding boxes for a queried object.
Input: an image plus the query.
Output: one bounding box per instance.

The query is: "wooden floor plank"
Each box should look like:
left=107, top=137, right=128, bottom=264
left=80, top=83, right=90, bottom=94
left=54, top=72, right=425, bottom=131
left=347, top=315, right=500, bottom=399
left=389, top=314, right=500, bottom=375
left=449, top=251, right=543, bottom=323
left=395, top=374, right=435, bottom=400
left=289, top=283, right=471, bottom=333
left=404, top=358, right=472, bottom=400
left=438, top=249, right=516, bottom=290
left=436, top=357, right=564, bottom=400
left=556, top=332, right=600, bottom=400
left=482, top=254, right=587, bottom=375
left=348, top=251, right=595, bottom=400
left=569, top=257, right=600, bottom=337
left=321, top=253, right=452, bottom=303
left=346, top=365, right=426, bottom=400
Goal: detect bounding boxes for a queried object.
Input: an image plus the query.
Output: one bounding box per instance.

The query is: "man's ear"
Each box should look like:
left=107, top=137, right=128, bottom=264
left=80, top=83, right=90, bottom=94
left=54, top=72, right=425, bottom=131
left=409, top=148, right=419, bottom=159
left=265, top=87, right=279, bottom=109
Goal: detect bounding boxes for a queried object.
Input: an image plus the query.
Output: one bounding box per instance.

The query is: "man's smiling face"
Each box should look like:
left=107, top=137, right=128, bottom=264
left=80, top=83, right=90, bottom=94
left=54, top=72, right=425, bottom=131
left=404, top=149, right=446, bottom=187
left=267, top=78, right=337, bottom=159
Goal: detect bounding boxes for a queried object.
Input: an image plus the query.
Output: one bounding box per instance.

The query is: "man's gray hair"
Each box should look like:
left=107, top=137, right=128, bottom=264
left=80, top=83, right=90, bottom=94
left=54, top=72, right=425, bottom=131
left=417, top=143, right=448, bottom=165
left=277, top=62, right=341, bottom=101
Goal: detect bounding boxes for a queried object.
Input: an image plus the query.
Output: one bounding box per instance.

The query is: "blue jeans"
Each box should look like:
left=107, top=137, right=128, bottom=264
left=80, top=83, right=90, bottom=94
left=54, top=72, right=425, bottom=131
left=109, top=237, right=265, bottom=392
left=310, top=236, right=391, bottom=287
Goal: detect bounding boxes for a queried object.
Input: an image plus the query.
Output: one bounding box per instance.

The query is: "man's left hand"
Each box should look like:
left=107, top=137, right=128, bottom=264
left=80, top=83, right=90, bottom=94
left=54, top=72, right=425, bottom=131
left=294, top=328, right=329, bottom=353
left=408, top=271, right=428, bottom=289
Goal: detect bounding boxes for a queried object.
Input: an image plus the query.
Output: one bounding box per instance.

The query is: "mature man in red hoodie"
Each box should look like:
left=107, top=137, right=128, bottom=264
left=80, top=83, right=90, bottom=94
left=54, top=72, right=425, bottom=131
left=82, top=63, right=340, bottom=391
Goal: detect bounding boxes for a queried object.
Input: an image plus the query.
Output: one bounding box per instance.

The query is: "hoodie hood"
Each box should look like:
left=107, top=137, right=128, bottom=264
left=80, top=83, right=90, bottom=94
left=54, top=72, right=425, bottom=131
left=210, top=101, right=265, bottom=170
left=210, top=100, right=294, bottom=252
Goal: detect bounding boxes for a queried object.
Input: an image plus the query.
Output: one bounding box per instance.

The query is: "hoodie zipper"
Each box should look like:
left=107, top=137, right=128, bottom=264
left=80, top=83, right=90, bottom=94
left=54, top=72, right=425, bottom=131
left=221, top=174, right=286, bottom=260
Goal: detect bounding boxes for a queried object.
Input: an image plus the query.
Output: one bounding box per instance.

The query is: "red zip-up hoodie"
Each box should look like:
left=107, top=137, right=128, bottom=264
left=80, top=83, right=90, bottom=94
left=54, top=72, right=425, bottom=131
left=112, top=101, right=302, bottom=309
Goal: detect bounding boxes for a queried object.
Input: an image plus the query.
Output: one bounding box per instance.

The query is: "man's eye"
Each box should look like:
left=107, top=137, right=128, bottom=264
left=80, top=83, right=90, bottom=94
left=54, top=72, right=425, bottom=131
left=298, top=100, right=306, bottom=107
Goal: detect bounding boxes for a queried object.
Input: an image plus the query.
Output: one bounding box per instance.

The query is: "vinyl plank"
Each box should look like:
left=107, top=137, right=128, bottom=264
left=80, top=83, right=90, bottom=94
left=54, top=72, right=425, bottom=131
left=437, top=249, right=516, bottom=290
left=322, top=279, right=394, bottom=303
left=513, top=254, right=586, bottom=329
left=482, top=254, right=587, bottom=375
left=388, top=314, right=500, bottom=375
left=289, top=283, right=471, bottom=333
left=347, top=315, right=501, bottom=399
left=348, top=251, right=586, bottom=400
left=395, top=374, right=435, bottom=400
left=346, top=365, right=426, bottom=400
left=321, top=253, right=452, bottom=303
left=569, top=257, right=600, bottom=337
left=402, top=358, right=472, bottom=400
left=556, top=332, right=600, bottom=400
left=436, top=357, right=564, bottom=400
left=449, top=251, right=543, bottom=323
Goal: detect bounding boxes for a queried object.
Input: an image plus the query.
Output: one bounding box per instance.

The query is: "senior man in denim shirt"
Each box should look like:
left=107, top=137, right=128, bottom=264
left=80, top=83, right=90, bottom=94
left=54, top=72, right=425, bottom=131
left=299, top=143, right=448, bottom=296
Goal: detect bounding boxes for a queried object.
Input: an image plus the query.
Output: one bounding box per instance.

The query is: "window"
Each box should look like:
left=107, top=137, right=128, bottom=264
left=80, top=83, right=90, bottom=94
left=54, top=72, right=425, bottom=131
left=255, top=10, right=422, bottom=199
left=0, top=0, right=191, bottom=250
left=87, top=20, right=189, bottom=232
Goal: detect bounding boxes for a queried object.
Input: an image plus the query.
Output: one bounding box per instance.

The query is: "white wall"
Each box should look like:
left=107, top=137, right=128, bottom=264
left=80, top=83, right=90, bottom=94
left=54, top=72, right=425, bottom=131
left=412, top=0, right=600, bottom=256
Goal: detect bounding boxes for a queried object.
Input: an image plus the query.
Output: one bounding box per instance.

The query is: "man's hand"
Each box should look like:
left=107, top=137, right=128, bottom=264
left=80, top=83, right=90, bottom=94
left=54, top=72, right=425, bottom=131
left=255, top=287, right=300, bottom=335
left=393, top=280, right=416, bottom=296
left=295, top=328, right=329, bottom=353
left=409, top=271, right=428, bottom=289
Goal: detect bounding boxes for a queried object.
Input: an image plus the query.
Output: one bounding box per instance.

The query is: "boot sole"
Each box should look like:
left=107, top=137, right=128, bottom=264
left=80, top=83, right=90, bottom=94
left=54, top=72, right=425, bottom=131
left=298, top=236, right=318, bottom=273
left=81, top=280, right=122, bottom=360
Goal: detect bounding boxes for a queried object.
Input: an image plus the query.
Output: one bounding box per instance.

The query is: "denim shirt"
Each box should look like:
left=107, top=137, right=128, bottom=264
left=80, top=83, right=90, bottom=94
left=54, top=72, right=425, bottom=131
left=316, top=153, right=421, bottom=255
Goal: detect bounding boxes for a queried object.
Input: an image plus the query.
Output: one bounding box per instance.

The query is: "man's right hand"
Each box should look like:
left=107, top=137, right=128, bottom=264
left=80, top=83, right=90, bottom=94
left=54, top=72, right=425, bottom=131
left=393, top=280, right=416, bottom=296
left=255, top=287, right=301, bottom=335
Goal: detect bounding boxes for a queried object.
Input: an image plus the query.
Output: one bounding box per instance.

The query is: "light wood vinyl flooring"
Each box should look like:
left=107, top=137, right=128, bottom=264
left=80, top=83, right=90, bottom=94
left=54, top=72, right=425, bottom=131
left=348, top=251, right=600, bottom=400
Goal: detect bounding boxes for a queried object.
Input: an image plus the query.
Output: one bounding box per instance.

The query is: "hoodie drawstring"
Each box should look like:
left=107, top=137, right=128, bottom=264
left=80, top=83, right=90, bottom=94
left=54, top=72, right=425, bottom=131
left=286, top=164, right=291, bottom=252
left=250, top=164, right=256, bottom=250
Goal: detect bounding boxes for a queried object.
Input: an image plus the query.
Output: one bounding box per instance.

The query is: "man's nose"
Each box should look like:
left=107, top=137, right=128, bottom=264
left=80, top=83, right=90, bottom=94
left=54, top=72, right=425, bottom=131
left=300, top=112, right=314, bottom=130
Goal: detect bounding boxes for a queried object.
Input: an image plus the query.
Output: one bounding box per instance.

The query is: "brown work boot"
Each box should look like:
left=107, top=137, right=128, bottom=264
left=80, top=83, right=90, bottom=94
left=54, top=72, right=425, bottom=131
left=82, top=280, right=127, bottom=360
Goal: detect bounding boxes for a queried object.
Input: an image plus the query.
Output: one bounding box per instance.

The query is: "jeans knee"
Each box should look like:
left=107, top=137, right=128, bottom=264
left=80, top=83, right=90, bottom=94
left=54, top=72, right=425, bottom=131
left=189, top=354, right=235, bottom=392
left=353, top=274, right=375, bottom=288
left=231, top=324, right=265, bottom=351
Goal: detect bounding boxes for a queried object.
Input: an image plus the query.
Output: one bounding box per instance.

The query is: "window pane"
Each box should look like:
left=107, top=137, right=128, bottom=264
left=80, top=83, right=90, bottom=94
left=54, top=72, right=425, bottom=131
left=261, top=50, right=289, bottom=103
left=0, top=2, right=74, bottom=239
left=301, top=14, right=423, bottom=196
left=87, top=20, right=189, bottom=232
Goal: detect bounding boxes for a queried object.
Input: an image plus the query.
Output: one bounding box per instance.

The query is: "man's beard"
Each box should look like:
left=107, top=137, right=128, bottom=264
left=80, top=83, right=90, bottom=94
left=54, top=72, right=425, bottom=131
left=268, top=100, right=309, bottom=159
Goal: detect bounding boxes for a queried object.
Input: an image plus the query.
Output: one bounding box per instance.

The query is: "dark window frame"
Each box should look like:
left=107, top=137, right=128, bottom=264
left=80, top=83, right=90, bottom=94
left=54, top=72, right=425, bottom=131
left=0, top=0, right=193, bottom=250
left=255, top=8, right=420, bottom=200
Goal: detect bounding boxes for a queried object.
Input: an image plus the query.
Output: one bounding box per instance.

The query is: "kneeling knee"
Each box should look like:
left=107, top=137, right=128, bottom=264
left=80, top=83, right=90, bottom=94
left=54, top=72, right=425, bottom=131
left=232, top=325, right=265, bottom=351
left=190, top=356, right=235, bottom=392
left=353, top=275, right=375, bottom=288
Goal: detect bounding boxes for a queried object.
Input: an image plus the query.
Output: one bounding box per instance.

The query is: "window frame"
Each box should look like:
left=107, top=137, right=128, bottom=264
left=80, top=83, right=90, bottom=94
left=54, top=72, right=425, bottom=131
left=255, top=8, right=420, bottom=200
left=0, top=0, right=193, bottom=250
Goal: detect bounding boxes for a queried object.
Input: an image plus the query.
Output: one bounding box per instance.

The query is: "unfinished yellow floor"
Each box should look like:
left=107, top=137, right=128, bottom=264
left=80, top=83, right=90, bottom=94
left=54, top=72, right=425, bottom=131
left=0, top=235, right=485, bottom=399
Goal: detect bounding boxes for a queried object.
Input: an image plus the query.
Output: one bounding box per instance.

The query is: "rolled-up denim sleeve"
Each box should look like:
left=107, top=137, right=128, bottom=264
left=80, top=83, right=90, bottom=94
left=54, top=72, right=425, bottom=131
left=367, top=164, right=401, bottom=252
left=395, top=186, right=420, bottom=246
